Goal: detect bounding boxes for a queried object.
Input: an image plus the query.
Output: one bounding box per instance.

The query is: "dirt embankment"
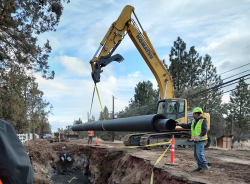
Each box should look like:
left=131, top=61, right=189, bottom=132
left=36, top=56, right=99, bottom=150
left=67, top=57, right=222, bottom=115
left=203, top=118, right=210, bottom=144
left=24, top=139, right=250, bottom=184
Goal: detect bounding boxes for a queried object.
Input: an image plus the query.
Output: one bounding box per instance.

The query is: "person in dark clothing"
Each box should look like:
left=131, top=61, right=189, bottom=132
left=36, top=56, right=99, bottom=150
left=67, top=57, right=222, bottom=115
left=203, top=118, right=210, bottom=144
left=177, top=107, right=209, bottom=173
left=0, top=119, right=34, bottom=184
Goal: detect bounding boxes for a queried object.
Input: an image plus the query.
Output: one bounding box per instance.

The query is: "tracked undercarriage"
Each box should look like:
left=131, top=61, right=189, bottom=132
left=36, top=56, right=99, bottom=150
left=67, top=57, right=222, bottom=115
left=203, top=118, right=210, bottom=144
left=123, top=131, right=211, bottom=149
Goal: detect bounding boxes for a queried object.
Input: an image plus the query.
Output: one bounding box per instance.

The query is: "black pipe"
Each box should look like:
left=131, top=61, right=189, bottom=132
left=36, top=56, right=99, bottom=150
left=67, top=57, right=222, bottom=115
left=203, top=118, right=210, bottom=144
left=71, top=114, right=176, bottom=132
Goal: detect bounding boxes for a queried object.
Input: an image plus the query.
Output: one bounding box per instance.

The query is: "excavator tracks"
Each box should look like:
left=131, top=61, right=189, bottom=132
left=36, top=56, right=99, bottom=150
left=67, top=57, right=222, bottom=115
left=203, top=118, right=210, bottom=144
left=123, top=131, right=211, bottom=149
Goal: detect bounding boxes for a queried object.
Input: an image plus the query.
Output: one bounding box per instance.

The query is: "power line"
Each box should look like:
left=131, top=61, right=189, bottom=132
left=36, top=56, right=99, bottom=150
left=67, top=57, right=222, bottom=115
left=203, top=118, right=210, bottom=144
left=205, top=75, right=250, bottom=93
left=214, top=45, right=250, bottom=63
left=188, top=73, right=250, bottom=98
left=209, top=69, right=250, bottom=88
left=195, top=7, right=250, bottom=46
left=219, top=62, right=250, bottom=75
left=188, top=77, right=250, bottom=100
left=187, top=81, right=250, bottom=105
left=222, top=69, right=250, bottom=80
left=198, top=66, right=250, bottom=89
left=202, top=71, right=250, bottom=91
left=217, top=76, right=250, bottom=90
left=221, top=82, right=250, bottom=95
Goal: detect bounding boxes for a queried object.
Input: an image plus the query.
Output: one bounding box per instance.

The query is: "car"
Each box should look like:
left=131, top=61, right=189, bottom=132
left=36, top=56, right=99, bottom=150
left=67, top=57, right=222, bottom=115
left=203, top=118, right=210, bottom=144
left=43, top=134, right=52, bottom=139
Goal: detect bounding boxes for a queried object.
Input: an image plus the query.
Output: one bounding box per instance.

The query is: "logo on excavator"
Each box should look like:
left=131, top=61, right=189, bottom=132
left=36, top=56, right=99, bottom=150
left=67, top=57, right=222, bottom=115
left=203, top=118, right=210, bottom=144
left=136, top=35, right=153, bottom=59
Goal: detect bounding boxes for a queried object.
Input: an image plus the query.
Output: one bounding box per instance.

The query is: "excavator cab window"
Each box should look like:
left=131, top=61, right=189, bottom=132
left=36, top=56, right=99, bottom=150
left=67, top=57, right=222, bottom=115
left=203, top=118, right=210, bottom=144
left=177, top=100, right=185, bottom=119
left=156, top=101, right=166, bottom=114
left=166, top=101, right=178, bottom=120
left=156, top=100, right=185, bottom=120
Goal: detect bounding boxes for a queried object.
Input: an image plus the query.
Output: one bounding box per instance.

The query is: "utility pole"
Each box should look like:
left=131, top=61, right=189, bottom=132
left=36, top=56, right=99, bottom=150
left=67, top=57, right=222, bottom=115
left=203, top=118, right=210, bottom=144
left=230, top=115, right=233, bottom=136
left=112, top=95, right=115, bottom=142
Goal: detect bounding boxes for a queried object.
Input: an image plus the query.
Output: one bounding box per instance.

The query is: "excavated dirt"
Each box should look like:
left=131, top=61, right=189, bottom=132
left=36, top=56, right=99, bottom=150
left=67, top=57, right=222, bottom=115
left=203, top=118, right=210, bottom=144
left=24, top=139, right=250, bottom=184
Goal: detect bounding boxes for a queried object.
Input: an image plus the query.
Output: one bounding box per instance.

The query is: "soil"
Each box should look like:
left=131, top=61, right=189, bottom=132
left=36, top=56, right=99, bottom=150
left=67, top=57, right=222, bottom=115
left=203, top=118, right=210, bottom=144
left=24, top=139, right=250, bottom=184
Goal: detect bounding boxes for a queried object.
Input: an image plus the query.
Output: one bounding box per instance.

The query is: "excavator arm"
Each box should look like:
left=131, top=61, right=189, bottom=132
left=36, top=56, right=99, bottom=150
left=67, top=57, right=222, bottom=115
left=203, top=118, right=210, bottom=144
left=90, top=6, right=134, bottom=83
left=89, top=5, right=174, bottom=99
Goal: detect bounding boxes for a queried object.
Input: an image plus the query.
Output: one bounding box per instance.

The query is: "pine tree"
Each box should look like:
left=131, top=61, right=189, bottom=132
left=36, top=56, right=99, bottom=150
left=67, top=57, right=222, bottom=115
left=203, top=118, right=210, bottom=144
left=0, top=0, right=69, bottom=133
left=117, top=81, right=158, bottom=118
left=99, top=106, right=110, bottom=121
left=186, top=46, right=202, bottom=87
left=74, top=118, right=83, bottom=125
left=0, top=0, right=69, bottom=78
left=199, top=54, right=222, bottom=112
left=162, top=59, right=168, bottom=69
left=0, top=67, right=53, bottom=133
left=226, top=79, right=250, bottom=142
left=169, top=37, right=188, bottom=91
left=200, top=54, right=221, bottom=87
left=134, top=80, right=158, bottom=107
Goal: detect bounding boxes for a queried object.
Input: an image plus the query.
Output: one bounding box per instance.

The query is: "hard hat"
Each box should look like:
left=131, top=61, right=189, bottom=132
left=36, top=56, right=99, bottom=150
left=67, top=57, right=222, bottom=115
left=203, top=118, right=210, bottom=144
left=192, top=107, right=203, bottom=114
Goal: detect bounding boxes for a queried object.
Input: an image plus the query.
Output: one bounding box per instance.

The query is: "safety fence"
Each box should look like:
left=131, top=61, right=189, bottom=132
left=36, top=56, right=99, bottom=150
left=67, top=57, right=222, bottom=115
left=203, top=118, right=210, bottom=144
left=17, top=133, right=39, bottom=144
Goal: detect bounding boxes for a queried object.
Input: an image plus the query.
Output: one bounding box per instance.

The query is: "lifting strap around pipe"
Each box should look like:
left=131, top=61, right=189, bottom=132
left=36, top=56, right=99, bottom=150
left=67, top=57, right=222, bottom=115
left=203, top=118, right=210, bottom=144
left=89, top=84, right=96, bottom=116
left=95, top=84, right=106, bottom=130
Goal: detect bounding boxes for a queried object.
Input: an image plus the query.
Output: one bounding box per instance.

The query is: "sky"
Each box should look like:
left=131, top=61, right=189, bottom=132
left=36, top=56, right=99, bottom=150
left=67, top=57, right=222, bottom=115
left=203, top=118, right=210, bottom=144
left=34, top=0, right=250, bottom=132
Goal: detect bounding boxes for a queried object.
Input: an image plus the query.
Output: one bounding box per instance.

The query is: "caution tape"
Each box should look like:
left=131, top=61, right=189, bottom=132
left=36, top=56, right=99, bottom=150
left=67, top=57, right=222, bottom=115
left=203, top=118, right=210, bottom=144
left=116, top=145, right=137, bottom=149
left=97, top=140, right=172, bottom=149
left=150, top=139, right=173, bottom=184
left=97, top=143, right=115, bottom=147
left=116, top=140, right=172, bottom=148
left=144, top=141, right=172, bottom=147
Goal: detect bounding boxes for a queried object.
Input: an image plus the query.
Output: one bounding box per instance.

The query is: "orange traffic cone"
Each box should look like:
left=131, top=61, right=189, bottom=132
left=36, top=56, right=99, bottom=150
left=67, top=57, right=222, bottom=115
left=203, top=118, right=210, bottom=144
left=95, top=136, right=98, bottom=146
left=69, top=137, right=71, bottom=143
left=170, top=137, right=175, bottom=164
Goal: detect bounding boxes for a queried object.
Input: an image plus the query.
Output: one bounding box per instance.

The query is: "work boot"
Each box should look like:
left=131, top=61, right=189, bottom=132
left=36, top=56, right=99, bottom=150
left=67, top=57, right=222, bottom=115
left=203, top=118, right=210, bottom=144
left=199, top=165, right=209, bottom=173
left=191, top=167, right=201, bottom=172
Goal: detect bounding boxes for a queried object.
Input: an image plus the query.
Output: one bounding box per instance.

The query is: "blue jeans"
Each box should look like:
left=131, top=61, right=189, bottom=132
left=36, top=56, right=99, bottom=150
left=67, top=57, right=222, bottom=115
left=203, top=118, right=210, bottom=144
left=194, top=141, right=207, bottom=168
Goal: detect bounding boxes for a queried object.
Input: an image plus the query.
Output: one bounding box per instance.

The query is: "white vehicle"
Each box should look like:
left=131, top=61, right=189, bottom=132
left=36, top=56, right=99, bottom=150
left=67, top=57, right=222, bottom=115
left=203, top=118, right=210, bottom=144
left=43, top=134, right=52, bottom=139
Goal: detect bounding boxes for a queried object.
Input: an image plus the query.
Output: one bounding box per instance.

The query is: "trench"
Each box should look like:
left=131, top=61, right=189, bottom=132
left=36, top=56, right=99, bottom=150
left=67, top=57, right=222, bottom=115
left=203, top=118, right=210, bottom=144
left=26, top=140, right=201, bottom=184
left=42, top=145, right=197, bottom=184
left=49, top=152, right=92, bottom=184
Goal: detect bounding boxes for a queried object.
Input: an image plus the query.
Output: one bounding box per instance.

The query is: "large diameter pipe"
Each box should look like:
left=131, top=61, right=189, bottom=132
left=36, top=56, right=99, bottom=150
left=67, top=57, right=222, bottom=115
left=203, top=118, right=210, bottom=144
left=71, top=114, right=176, bottom=132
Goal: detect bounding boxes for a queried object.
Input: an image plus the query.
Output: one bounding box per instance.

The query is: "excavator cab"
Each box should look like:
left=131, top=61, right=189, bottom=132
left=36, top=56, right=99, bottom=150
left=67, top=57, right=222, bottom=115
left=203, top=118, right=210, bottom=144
left=156, top=99, right=186, bottom=122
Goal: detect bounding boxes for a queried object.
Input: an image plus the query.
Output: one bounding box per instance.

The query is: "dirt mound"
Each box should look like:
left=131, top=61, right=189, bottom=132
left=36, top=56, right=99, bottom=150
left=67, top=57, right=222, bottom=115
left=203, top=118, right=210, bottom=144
left=25, top=140, right=59, bottom=183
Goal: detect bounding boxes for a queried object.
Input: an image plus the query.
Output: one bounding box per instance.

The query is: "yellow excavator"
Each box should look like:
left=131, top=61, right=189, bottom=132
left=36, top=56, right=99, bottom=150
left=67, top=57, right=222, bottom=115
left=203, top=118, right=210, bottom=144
left=90, top=5, right=210, bottom=148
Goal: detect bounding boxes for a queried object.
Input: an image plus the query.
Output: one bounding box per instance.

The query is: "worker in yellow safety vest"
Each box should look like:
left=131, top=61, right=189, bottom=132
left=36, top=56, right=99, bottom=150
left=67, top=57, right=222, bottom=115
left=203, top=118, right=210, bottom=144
left=177, top=107, right=209, bottom=173
left=88, top=130, right=94, bottom=144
